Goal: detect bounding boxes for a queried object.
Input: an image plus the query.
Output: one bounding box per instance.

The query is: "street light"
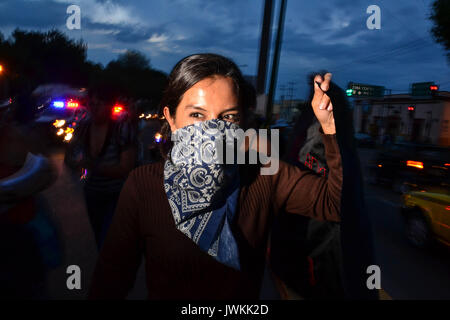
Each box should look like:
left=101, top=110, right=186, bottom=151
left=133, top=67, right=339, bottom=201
left=0, top=65, right=3, bottom=73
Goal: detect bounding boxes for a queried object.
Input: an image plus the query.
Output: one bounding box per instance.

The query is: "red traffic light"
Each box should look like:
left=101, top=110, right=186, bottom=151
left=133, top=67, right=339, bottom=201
left=408, top=106, right=415, bottom=111
left=430, top=85, right=439, bottom=91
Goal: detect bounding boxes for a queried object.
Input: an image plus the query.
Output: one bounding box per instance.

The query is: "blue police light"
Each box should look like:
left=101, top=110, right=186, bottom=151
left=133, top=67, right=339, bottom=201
left=53, top=100, right=65, bottom=108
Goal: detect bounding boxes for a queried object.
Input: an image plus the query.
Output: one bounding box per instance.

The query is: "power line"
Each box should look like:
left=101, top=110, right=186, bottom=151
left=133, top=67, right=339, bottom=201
left=328, top=1, right=438, bottom=72
left=382, top=4, right=432, bottom=45
left=331, top=39, right=431, bottom=72
left=334, top=39, right=423, bottom=67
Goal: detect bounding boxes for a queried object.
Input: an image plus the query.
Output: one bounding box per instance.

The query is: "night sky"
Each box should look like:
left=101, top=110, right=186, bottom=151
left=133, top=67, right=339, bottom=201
left=0, top=0, right=448, bottom=99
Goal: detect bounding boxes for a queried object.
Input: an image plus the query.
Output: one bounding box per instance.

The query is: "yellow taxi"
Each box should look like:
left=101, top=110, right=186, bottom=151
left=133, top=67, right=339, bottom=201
left=402, top=190, right=450, bottom=248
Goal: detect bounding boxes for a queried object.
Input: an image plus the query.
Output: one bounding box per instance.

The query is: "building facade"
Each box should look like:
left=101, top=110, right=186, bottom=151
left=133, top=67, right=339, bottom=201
left=273, top=99, right=304, bottom=123
left=353, top=91, right=450, bottom=146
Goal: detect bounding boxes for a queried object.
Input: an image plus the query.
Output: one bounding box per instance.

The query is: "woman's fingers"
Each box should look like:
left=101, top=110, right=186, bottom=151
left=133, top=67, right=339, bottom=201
left=314, top=74, right=323, bottom=93
left=327, top=101, right=333, bottom=111
left=312, top=75, right=324, bottom=107
left=320, top=73, right=332, bottom=91
left=313, top=73, right=333, bottom=110
left=319, top=94, right=331, bottom=110
left=311, top=72, right=336, bottom=133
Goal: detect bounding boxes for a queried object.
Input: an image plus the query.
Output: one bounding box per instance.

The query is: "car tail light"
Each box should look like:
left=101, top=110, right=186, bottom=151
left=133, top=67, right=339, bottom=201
left=406, top=160, right=424, bottom=169
left=111, top=104, right=126, bottom=120
left=113, top=104, right=124, bottom=114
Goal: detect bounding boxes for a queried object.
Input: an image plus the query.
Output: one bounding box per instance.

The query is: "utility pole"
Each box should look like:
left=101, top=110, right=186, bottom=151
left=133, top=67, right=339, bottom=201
left=279, top=84, right=286, bottom=119
left=266, top=0, right=287, bottom=125
left=286, top=81, right=295, bottom=121
left=256, top=0, right=274, bottom=95
left=279, top=84, right=286, bottom=104
left=287, top=81, right=295, bottom=101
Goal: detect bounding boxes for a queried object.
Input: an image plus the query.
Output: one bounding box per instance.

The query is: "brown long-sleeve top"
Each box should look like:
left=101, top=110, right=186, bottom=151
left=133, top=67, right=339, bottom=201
left=88, top=132, right=342, bottom=299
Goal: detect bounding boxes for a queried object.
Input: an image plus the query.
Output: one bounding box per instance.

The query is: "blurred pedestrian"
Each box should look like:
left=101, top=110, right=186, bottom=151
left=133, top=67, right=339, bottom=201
left=64, top=83, right=138, bottom=249
left=0, top=99, right=58, bottom=299
left=138, top=118, right=162, bottom=165
left=270, top=113, right=345, bottom=300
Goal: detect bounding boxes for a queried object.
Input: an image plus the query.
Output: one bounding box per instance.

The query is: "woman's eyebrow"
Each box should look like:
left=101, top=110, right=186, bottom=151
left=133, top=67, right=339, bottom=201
left=219, top=106, right=239, bottom=114
left=185, top=105, right=207, bottom=112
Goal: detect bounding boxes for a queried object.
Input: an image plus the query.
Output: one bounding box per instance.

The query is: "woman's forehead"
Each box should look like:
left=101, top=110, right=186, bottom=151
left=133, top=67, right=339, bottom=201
left=180, top=77, right=238, bottom=108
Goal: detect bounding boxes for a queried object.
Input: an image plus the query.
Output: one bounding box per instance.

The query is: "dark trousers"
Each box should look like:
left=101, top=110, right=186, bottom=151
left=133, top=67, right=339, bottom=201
left=83, top=188, right=120, bottom=250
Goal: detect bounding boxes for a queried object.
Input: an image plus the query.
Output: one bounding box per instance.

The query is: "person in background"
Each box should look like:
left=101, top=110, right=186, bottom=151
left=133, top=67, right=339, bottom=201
left=0, top=98, right=58, bottom=298
left=138, top=118, right=162, bottom=165
left=64, top=83, right=138, bottom=249
left=272, top=73, right=378, bottom=300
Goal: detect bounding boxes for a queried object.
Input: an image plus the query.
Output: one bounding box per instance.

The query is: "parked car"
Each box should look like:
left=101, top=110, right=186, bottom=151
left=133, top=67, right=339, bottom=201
left=401, top=190, right=450, bottom=248
left=370, top=143, right=450, bottom=193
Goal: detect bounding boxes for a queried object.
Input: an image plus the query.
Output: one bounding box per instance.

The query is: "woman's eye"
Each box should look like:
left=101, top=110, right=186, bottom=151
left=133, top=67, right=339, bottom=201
left=222, top=114, right=239, bottom=122
left=190, top=112, right=203, bottom=118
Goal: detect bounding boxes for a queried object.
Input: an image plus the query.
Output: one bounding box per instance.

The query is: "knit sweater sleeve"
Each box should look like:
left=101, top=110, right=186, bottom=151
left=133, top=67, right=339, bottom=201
left=272, top=132, right=342, bottom=222
left=88, top=170, right=143, bottom=299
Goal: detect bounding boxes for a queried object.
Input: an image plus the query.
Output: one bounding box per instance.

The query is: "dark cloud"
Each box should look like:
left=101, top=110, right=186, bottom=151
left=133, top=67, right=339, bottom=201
left=0, top=0, right=448, bottom=96
left=0, top=0, right=67, bottom=28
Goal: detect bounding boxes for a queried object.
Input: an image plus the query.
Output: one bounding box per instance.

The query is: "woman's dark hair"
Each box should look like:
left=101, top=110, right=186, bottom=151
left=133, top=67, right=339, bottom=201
left=158, top=53, right=253, bottom=156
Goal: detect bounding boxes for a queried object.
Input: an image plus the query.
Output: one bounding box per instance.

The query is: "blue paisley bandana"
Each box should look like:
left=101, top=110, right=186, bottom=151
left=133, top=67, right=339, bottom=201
left=163, top=119, right=241, bottom=270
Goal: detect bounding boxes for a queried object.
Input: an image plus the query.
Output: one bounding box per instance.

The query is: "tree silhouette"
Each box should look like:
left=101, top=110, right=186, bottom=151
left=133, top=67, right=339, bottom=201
left=104, top=50, right=167, bottom=112
left=430, top=0, right=450, bottom=61
left=0, top=30, right=167, bottom=119
left=115, top=50, right=151, bottom=70
left=0, top=29, right=89, bottom=96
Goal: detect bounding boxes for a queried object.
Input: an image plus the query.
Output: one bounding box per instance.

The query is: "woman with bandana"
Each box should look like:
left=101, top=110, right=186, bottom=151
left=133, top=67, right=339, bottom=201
left=89, top=54, right=343, bottom=299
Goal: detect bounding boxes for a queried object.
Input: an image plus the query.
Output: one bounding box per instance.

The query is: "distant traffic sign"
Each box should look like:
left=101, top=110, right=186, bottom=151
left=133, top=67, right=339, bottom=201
left=347, top=82, right=385, bottom=97
left=411, top=82, right=436, bottom=97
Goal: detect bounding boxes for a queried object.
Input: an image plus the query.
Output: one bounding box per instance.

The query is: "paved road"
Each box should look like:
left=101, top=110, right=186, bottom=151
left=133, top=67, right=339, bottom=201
left=359, top=148, right=450, bottom=300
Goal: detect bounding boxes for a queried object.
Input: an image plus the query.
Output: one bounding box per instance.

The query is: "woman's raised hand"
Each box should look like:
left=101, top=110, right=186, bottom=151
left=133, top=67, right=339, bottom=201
left=311, top=73, right=336, bottom=135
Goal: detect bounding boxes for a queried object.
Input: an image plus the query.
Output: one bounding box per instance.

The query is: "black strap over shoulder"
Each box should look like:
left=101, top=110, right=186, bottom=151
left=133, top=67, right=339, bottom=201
left=86, top=120, right=115, bottom=162
left=99, top=120, right=115, bottom=158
